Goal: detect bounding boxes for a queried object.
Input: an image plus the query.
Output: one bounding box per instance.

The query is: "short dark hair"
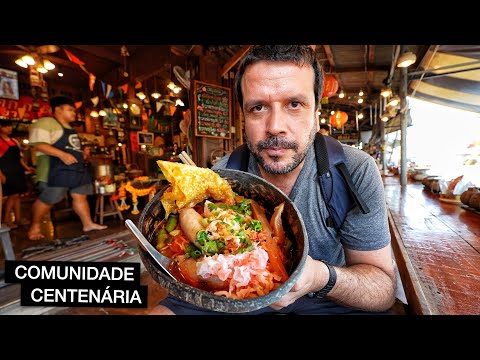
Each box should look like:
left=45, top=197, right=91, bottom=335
left=235, top=45, right=324, bottom=112
left=50, top=96, right=75, bottom=112
left=319, top=124, right=329, bottom=131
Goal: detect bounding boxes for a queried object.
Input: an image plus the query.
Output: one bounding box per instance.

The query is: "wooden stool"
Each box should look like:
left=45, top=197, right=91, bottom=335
left=0, top=227, right=15, bottom=260
left=94, top=193, right=124, bottom=225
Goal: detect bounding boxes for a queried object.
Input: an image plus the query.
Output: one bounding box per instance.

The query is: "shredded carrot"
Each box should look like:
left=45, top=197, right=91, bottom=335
left=167, top=234, right=189, bottom=255
left=264, top=237, right=289, bottom=282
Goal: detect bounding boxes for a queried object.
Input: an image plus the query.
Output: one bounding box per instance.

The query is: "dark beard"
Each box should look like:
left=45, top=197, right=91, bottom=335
left=246, top=126, right=317, bottom=175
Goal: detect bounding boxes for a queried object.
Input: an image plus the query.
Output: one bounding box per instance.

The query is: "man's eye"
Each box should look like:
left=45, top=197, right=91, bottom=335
left=291, top=101, right=300, bottom=108
left=252, top=105, right=263, bottom=112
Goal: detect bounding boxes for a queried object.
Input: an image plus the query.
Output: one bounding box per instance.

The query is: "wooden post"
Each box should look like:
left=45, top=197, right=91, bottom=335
left=400, top=58, right=409, bottom=186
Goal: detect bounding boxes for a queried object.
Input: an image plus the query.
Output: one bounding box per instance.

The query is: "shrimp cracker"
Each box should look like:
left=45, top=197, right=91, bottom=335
left=157, top=160, right=235, bottom=218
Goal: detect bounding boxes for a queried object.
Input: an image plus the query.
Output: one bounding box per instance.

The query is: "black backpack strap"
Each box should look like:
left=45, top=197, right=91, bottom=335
left=314, top=134, right=370, bottom=231
left=226, top=143, right=250, bottom=172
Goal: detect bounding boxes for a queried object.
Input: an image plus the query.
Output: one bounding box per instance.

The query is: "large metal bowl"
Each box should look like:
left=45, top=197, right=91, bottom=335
left=138, top=169, right=308, bottom=313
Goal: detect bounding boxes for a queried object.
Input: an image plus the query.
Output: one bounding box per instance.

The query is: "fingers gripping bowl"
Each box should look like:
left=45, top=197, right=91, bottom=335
left=138, top=168, right=308, bottom=313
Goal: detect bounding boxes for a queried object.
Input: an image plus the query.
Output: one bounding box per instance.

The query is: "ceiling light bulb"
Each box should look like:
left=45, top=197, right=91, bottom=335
left=90, top=111, right=99, bottom=118
left=15, top=59, right=28, bottom=68
left=43, top=59, right=55, bottom=70
left=175, top=99, right=184, bottom=106
left=357, top=98, right=364, bottom=103
left=358, top=113, right=364, bottom=119
left=381, top=88, right=392, bottom=98
left=58, top=72, right=64, bottom=77
left=22, top=55, right=35, bottom=65
left=173, top=87, right=181, bottom=94
left=387, top=97, right=400, bottom=107
left=136, top=92, right=146, bottom=100
left=122, top=103, right=128, bottom=109
left=359, top=90, right=364, bottom=96
left=99, top=110, right=107, bottom=117
left=37, top=66, right=48, bottom=74
left=151, top=92, right=161, bottom=99
left=397, top=51, right=417, bottom=68
left=320, top=118, right=326, bottom=124
left=167, top=81, right=175, bottom=90
left=339, top=91, right=345, bottom=98
left=381, top=113, right=389, bottom=122
left=330, top=110, right=335, bottom=115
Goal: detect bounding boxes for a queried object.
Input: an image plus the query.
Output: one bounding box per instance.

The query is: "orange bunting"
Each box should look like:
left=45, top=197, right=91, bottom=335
left=120, top=83, right=128, bottom=94
left=89, top=73, right=96, bottom=92
left=135, top=80, right=142, bottom=89
left=74, top=101, right=83, bottom=109
left=64, top=49, right=85, bottom=65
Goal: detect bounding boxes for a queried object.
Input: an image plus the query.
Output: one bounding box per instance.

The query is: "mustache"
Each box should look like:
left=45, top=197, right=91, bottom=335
left=256, top=137, right=298, bottom=151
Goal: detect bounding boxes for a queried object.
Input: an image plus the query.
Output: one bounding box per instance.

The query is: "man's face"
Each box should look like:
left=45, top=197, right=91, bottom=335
left=57, top=104, right=77, bottom=122
left=241, top=61, right=317, bottom=175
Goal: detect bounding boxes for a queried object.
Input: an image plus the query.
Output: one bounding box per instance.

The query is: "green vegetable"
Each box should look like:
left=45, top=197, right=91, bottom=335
left=157, top=228, right=169, bottom=248
left=165, top=214, right=178, bottom=232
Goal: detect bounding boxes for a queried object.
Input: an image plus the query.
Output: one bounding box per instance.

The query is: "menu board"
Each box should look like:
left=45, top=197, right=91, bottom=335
left=194, top=80, right=231, bottom=139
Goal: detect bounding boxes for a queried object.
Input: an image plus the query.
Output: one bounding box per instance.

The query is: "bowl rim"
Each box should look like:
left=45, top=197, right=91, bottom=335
left=137, top=168, right=309, bottom=312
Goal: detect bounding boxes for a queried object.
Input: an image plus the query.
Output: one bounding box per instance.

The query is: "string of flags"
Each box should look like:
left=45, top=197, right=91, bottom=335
left=63, top=47, right=133, bottom=105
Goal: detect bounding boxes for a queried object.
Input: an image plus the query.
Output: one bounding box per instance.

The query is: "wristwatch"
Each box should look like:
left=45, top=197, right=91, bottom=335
left=308, top=260, right=337, bottom=299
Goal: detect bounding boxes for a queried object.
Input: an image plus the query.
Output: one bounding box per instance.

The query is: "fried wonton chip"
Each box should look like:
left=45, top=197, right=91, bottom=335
left=157, top=160, right=235, bottom=218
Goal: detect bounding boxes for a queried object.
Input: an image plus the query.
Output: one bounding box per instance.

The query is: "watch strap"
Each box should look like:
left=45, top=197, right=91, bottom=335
left=308, top=260, right=337, bottom=299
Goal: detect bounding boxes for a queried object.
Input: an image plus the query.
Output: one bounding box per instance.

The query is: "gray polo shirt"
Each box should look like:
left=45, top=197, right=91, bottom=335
left=213, top=143, right=390, bottom=266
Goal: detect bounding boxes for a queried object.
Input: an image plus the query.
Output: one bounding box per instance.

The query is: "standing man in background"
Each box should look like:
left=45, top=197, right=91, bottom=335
left=319, top=124, right=330, bottom=136
left=27, top=96, right=107, bottom=241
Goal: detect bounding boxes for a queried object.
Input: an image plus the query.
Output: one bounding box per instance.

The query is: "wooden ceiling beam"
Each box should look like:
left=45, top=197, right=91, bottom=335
left=367, top=45, right=375, bottom=92
left=323, top=45, right=343, bottom=88
left=220, top=45, right=252, bottom=78
left=333, top=65, right=389, bottom=74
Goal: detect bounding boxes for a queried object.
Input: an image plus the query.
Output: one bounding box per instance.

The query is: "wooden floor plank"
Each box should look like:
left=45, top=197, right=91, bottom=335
left=384, top=176, right=480, bottom=314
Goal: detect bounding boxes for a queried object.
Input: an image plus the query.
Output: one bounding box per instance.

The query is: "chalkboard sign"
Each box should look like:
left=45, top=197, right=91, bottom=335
left=194, top=80, right=231, bottom=139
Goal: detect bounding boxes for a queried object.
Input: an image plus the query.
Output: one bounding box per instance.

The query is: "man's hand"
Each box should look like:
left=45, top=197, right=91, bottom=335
left=59, top=152, right=78, bottom=165
left=269, top=256, right=328, bottom=310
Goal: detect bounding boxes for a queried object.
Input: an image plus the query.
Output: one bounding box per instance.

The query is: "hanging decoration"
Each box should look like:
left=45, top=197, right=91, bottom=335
left=106, top=84, right=112, bottom=98
left=90, top=96, right=99, bottom=107
left=330, top=110, right=348, bottom=129
left=115, top=185, right=130, bottom=211
left=321, top=76, right=339, bottom=104
left=124, top=180, right=156, bottom=215
left=121, top=45, right=130, bottom=78
left=63, top=49, right=85, bottom=65
left=89, top=73, right=96, bottom=92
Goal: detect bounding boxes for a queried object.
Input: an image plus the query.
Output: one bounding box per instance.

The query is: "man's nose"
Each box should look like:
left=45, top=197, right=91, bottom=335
left=266, top=107, right=288, bottom=135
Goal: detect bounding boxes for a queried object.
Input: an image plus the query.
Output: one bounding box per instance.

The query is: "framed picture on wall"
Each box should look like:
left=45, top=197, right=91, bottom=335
left=102, top=108, right=118, bottom=128
left=137, top=131, right=154, bottom=146
left=0, top=68, right=19, bottom=100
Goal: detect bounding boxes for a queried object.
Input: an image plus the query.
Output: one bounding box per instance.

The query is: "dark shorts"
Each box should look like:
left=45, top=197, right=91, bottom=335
left=158, top=295, right=390, bottom=315
left=37, top=181, right=93, bottom=204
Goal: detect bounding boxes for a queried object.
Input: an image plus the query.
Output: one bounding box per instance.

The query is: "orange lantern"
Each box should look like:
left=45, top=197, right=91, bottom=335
left=329, top=111, right=348, bottom=129
left=322, top=76, right=339, bottom=98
